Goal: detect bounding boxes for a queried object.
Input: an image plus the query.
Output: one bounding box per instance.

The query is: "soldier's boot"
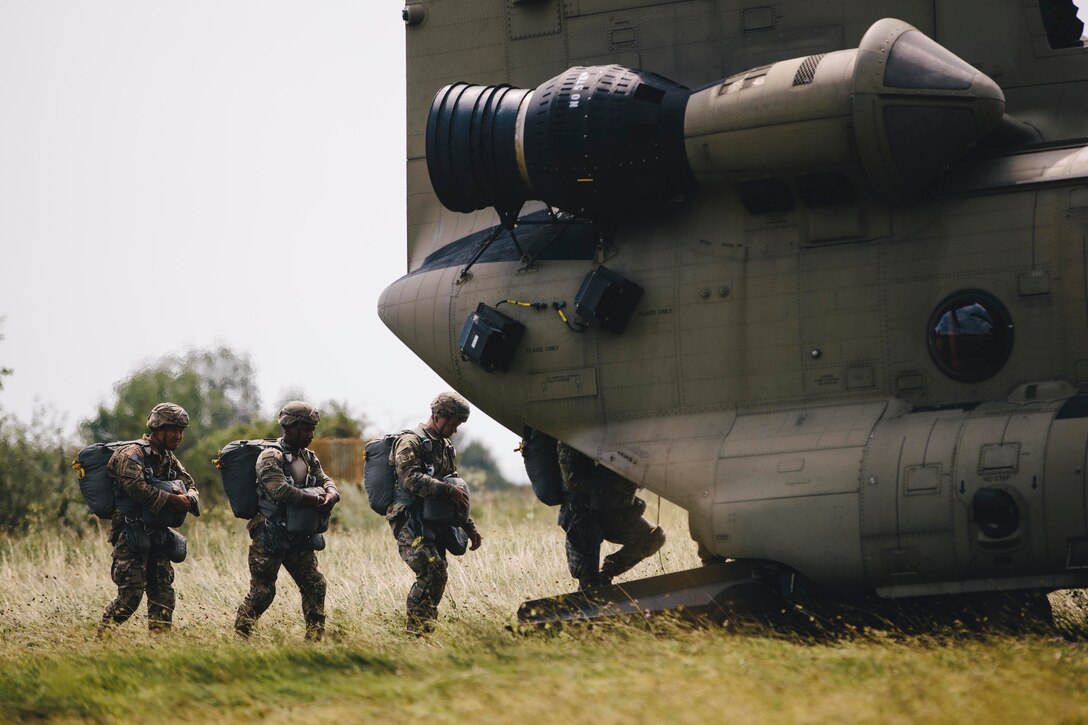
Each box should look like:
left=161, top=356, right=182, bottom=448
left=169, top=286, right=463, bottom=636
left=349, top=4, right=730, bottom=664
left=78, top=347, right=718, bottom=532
left=234, top=609, right=257, bottom=639
left=697, top=541, right=727, bottom=566
left=305, top=615, right=326, bottom=642
left=97, top=612, right=120, bottom=638
left=148, top=619, right=173, bottom=634
left=578, top=573, right=612, bottom=591
left=147, top=604, right=173, bottom=635
left=405, top=608, right=437, bottom=637
left=98, top=608, right=144, bottom=637
left=406, top=616, right=437, bottom=637
left=146, top=576, right=176, bottom=634
left=101, top=587, right=141, bottom=627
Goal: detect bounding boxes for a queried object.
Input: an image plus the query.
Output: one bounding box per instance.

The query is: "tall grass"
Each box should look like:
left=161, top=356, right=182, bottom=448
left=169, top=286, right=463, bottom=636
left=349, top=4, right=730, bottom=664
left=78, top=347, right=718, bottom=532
left=0, top=489, right=696, bottom=645
left=2, top=491, right=1087, bottom=722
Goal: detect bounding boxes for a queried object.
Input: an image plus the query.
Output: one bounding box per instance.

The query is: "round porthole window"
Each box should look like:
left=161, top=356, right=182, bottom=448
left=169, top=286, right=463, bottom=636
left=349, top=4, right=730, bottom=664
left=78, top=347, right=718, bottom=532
left=927, top=290, right=1013, bottom=383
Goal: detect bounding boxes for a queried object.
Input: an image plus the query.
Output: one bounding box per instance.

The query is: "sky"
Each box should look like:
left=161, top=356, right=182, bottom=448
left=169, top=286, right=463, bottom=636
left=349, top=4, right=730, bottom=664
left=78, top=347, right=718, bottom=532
left=1, top=1, right=1085, bottom=485
left=0, top=0, right=530, bottom=482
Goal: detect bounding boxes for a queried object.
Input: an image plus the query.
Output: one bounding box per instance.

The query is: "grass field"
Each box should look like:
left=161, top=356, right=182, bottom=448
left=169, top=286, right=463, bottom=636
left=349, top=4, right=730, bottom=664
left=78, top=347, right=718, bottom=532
left=2, top=489, right=1088, bottom=723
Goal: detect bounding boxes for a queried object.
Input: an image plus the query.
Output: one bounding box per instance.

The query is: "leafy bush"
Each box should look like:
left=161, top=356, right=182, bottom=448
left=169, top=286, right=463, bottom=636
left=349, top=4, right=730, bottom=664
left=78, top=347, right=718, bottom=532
left=459, top=439, right=513, bottom=490
left=0, top=410, right=88, bottom=533
left=78, top=346, right=302, bottom=507
left=80, top=346, right=262, bottom=449
left=2, top=344, right=504, bottom=529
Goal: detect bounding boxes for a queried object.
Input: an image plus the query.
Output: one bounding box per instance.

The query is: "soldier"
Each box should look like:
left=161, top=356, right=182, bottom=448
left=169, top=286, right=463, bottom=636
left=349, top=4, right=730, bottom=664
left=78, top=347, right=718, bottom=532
left=556, top=442, right=666, bottom=591
left=235, top=400, right=340, bottom=640
left=100, top=402, right=199, bottom=633
left=388, top=391, right=483, bottom=635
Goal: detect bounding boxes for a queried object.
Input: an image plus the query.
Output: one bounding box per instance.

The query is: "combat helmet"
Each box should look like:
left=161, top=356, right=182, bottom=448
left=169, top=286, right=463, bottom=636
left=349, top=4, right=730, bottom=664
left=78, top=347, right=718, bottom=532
left=147, top=403, right=190, bottom=430
left=431, top=391, right=471, bottom=421
left=279, top=400, right=320, bottom=427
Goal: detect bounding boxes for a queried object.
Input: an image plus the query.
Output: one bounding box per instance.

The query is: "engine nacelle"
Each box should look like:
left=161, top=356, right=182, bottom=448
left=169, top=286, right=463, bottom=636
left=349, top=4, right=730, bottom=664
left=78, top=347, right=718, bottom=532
left=425, top=18, right=1005, bottom=220
left=685, top=17, right=1005, bottom=199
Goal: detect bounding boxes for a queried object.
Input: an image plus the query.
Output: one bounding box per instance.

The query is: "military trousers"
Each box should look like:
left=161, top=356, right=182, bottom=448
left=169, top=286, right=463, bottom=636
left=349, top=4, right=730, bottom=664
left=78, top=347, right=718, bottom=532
left=559, top=495, right=666, bottom=584
left=101, top=530, right=176, bottom=631
left=390, top=513, right=448, bottom=633
left=235, top=536, right=327, bottom=638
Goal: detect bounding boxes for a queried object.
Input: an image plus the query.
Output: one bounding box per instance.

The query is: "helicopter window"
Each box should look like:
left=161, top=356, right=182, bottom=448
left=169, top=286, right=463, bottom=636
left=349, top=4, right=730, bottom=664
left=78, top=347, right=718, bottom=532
left=1039, top=0, right=1085, bottom=49
left=927, top=290, right=1014, bottom=383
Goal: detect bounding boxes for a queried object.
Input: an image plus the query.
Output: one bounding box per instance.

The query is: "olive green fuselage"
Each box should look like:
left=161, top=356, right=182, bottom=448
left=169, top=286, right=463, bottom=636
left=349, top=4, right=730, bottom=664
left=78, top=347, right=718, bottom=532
left=384, top=0, right=1088, bottom=594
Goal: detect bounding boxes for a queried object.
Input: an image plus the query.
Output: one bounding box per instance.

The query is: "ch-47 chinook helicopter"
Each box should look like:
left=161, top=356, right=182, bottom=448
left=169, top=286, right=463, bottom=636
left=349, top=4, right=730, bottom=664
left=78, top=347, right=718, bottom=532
left=381, top=0, right=1088, bottom=624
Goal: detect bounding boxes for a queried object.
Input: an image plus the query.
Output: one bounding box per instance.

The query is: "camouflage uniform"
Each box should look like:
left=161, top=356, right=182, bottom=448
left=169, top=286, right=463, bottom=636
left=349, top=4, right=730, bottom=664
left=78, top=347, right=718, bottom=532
left=557, top=442, right=665, bottom=589
left=387, top=424, right=479, bottom=634
left=101, top=436, right=197, bottom=631
left=235, top=438, right=338, bottom=639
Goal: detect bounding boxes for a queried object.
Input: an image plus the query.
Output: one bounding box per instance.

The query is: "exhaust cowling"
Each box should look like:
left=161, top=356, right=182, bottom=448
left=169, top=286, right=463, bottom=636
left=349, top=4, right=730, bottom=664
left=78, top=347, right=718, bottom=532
left=427, top=65, right=694, bottom=220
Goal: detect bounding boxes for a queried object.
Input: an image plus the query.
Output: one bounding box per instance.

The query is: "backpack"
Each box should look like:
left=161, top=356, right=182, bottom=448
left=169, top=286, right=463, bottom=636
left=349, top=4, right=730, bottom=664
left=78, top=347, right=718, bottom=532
left=363, top=428, right=432, bottom=515
left=72, top=440, right=145, bottom=519
left=213, top=439, right=284, bottom=519
left=521, top=426, right=565, bottom=506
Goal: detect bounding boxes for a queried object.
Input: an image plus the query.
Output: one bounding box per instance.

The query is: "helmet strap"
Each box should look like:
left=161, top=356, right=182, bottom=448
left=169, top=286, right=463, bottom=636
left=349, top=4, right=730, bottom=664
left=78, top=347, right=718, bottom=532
left=148, top=428, right=167, bottom=452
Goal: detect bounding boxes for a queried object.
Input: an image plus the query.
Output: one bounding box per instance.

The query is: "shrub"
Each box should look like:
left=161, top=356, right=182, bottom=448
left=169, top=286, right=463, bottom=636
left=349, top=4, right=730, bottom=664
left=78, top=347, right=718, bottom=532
left=0, top=410, right=89, bottom=533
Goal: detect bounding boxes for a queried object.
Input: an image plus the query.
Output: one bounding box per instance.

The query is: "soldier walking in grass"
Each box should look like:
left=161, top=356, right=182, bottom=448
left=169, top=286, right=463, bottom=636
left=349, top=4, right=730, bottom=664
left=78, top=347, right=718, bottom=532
left=388, top=391, right=483, bottom=635
left=235, top=401, right=340, bottom=640
left=100, top=403, right=199, bottom=633
left=556, top=441, right=666, bottom=591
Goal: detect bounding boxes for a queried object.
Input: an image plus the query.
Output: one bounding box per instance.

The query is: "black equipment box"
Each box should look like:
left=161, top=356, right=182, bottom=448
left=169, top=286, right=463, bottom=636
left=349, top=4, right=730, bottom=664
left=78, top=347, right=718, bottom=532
left=574, top=265, right=644, bottom=334
left=458, top=303, right=526, bottom=372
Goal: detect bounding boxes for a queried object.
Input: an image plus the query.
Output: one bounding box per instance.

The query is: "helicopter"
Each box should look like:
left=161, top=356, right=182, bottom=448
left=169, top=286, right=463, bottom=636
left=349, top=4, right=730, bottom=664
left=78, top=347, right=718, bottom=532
left=381, top=0, right=1088, bottom=624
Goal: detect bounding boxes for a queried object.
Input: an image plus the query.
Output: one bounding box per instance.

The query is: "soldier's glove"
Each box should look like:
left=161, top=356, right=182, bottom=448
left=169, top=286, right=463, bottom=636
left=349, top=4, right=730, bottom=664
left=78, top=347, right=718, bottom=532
left=317, top=492, right=339, bottom=515
left=468, top=529, right=482, bottom=551
left=164, top=493, right=191, bottom=514
left=298, top=491, right=324, bottom=508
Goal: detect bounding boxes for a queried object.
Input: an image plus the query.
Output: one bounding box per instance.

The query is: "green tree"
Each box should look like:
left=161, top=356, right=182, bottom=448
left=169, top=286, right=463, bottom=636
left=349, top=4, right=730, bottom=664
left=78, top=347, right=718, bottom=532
left=80, top=346, right=264, bottom=502
left=459, top=439, right=513, bottom=491
left=318, top=400, right=367, bottom=439
left=0, top=409, right=84, bottom=533
left=268, top=395, right=369, bottom=439
left=82, top=346, right=261, bottom=443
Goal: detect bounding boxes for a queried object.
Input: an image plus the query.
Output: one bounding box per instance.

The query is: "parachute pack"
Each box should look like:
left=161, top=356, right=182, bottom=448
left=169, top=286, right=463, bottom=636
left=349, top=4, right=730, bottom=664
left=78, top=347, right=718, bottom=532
left=72, top=440, right=147, bottom=519
left=213, top=439, right=284, bottom=519
left=73, top=440, right=189, bottom=526
left=521, top=426, right=565, bottom=506
left=363, top=428, right=432, bottom=515
left=422, top=476, right=470, bottom=525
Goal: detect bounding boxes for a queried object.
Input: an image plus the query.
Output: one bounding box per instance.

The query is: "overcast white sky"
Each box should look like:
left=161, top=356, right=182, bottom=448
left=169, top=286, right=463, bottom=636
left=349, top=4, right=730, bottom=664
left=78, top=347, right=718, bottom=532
left=1, top=1, right=1085, bottom=484
left=0, top=1, right=530, bottom=482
